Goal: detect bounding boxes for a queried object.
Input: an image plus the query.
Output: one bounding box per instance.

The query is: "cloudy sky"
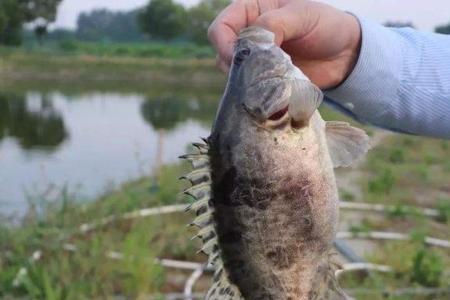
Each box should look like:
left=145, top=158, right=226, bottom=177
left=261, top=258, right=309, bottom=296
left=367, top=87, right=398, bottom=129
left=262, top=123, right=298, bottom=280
left=54, top=0, right=450, bottom=31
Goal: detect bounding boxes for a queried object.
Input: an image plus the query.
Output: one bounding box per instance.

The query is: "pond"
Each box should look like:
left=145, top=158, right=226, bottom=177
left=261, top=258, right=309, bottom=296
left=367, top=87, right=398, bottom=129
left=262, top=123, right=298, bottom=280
left=0, top=85, right=221, bottom=216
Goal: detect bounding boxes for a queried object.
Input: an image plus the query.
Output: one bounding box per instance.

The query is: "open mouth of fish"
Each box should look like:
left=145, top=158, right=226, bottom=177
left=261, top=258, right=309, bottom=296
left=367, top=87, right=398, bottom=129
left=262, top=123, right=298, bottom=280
left=247, top=76, right=292, bottom=123
left=268, top=105, right=289, bottom=121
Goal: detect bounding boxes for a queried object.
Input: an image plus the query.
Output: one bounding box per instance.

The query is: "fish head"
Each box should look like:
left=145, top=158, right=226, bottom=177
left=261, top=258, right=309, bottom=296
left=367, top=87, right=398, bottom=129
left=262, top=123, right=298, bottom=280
left=230, top=26, right=323, bottom=129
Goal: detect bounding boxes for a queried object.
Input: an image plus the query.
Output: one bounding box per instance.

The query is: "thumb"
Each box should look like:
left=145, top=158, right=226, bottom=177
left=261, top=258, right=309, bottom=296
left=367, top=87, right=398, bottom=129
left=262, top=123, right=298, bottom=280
left=253, top=2, right=315, bottom=46
left=253, top=9, right=287, bottom=46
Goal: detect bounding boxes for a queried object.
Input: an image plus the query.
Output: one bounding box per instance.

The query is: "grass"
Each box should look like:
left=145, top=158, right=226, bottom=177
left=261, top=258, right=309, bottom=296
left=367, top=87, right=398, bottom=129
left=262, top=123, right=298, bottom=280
left=2, top=41, right=215, bottom=59
left=0, top=162, right=201, bottom=299
left=338, top=132, right=450, bottom=298
left=364, top=135, right=450, bottom=207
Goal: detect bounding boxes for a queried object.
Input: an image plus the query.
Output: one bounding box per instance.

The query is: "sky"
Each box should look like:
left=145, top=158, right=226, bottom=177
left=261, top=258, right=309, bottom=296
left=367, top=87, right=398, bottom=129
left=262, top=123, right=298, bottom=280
left=54, top=0, right=450, bottom=31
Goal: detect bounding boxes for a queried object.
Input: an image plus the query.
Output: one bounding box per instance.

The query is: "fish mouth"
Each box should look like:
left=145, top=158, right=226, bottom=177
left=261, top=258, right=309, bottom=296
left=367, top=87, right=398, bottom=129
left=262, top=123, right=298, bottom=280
left=265, top=105, right=290, bottom=128
left=268, top=106, right=289, bottom=121
left=266, top=104, right=307, bottom=130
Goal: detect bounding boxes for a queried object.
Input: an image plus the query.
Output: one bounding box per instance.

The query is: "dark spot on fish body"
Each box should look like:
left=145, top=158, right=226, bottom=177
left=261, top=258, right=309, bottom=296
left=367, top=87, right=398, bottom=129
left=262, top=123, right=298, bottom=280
left=224, top=259, right=251, bottom=280
left=213, top=166, right=242, bottom=207
left=237, top=184, right=272, bottom=210
left=221, top=229, right=242, bottom=243
left=276, top=177, right=316, bottom=242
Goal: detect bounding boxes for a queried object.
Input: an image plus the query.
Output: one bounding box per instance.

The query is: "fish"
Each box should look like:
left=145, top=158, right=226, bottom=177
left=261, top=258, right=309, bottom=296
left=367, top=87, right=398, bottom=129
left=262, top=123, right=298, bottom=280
left=182, top=26, right=370, bottom=300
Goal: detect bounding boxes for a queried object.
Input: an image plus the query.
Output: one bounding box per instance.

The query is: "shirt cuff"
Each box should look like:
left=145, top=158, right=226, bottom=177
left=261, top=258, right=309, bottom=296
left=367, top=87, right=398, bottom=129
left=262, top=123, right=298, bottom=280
left=324, top=16, right=403, bottom=127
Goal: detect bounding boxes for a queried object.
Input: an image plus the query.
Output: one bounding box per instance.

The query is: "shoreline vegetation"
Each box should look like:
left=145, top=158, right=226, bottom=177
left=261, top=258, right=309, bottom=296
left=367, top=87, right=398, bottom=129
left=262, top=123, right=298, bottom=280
left=0, top=162, right=202, bottom=299
left=0, top=44, right=225, bottom=89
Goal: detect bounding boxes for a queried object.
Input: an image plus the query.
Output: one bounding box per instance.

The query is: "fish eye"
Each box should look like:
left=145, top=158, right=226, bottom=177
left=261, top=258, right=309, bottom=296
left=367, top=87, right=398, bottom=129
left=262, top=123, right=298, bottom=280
left=239, top=48, right=251, bottom=56
left=234, top=48, right=251, bottom=65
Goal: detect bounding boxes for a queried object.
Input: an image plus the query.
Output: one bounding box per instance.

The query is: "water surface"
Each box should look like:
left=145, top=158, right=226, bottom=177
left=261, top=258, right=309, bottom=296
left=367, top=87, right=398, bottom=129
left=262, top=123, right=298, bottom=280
left=0, top=87, right=220, bottom=215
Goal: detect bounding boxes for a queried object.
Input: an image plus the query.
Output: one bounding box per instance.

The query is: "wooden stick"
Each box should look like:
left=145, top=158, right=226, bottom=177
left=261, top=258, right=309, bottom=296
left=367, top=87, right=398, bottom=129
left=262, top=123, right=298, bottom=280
left=335, top=262, right=392, bottom=278
left=337, top=231, right=450, bottom=249
left=78, top=204, right=187, bottom=233
left=339, top=201, right=439, bottom=218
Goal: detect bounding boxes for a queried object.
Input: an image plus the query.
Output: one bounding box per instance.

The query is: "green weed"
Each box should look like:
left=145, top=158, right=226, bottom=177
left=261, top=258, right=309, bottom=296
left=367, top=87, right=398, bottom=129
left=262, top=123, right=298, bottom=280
left=410, top=247, right=443, bottom=287
left=340, top=189, right=355, bottom=202
left=388, top=147, right=405, bottom=164
left=436, top=198, right=450, bottom=223
left=368, top=168, right=396, bottom=195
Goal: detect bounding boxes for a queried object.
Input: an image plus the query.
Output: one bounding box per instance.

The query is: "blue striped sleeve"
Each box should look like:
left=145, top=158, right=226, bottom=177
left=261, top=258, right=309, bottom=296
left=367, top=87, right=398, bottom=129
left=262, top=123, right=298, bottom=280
left=324, top=17, right=450, bottom=139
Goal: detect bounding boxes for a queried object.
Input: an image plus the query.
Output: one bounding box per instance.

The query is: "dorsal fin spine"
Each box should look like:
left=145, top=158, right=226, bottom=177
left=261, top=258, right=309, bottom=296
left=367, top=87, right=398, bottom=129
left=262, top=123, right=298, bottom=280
left=182, top=140, right=243, bottom=300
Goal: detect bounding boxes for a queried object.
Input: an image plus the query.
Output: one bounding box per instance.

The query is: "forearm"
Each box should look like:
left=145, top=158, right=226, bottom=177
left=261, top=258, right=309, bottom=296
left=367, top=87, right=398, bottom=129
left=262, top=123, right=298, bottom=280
left=325, top=17, right=450, bottom=139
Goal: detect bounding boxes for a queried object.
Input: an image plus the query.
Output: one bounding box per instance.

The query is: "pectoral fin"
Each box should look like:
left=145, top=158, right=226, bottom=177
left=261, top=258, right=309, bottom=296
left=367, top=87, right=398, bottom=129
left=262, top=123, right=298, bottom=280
left=326, top=121, right=370, bottom=168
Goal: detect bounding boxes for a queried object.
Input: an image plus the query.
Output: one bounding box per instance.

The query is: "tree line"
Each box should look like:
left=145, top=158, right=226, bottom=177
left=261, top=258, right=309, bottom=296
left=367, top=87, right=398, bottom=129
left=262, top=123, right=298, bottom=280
left=2, top=0, right=450, bottom=47
left=0, top=0, right=229, bottom=46
left=73, top=0, right=229, bottom=44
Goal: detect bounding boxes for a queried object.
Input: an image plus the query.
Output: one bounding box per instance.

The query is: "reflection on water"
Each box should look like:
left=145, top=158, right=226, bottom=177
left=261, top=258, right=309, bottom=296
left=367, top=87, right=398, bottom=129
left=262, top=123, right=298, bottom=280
left=0, top=89, right=220, bottom=215
left=141, top=94, right=216, bottom=130
left=0, top=92, right=68, bottom=151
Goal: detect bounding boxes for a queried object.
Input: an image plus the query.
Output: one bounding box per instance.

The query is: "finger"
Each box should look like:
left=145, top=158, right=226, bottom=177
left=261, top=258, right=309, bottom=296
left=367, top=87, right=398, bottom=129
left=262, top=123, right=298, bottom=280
left=208, top=0, right=278, bottom=64
left=254, top=2, right=311, bottom=46
left=256, top=0, right=280, bottom=14
left=208, top=1, right=251, bottom=64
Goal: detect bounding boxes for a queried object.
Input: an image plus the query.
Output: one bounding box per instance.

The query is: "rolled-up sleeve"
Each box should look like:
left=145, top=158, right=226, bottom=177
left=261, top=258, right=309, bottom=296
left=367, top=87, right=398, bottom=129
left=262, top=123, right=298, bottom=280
left=325, top=17, right=450, bottom=139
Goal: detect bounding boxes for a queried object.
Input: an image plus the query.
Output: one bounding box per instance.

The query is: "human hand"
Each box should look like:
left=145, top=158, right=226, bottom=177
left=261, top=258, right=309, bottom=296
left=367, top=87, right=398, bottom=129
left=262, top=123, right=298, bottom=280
left=208, top=0, right=361, bottom=89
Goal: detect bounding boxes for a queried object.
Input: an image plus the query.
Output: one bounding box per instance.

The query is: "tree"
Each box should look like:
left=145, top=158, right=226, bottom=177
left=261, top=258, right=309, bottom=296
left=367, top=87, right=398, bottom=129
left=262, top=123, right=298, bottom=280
left=139, top=0, right=188, bottom=41
left=77, top=9, right=145, bottom=42
left=188, top=0, right=229, bottom=45
left=21, top=0, right=62, bottom=41
left=0, top=0, right=62, bottom=45
left=0, top=0, right=24, bottom=45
